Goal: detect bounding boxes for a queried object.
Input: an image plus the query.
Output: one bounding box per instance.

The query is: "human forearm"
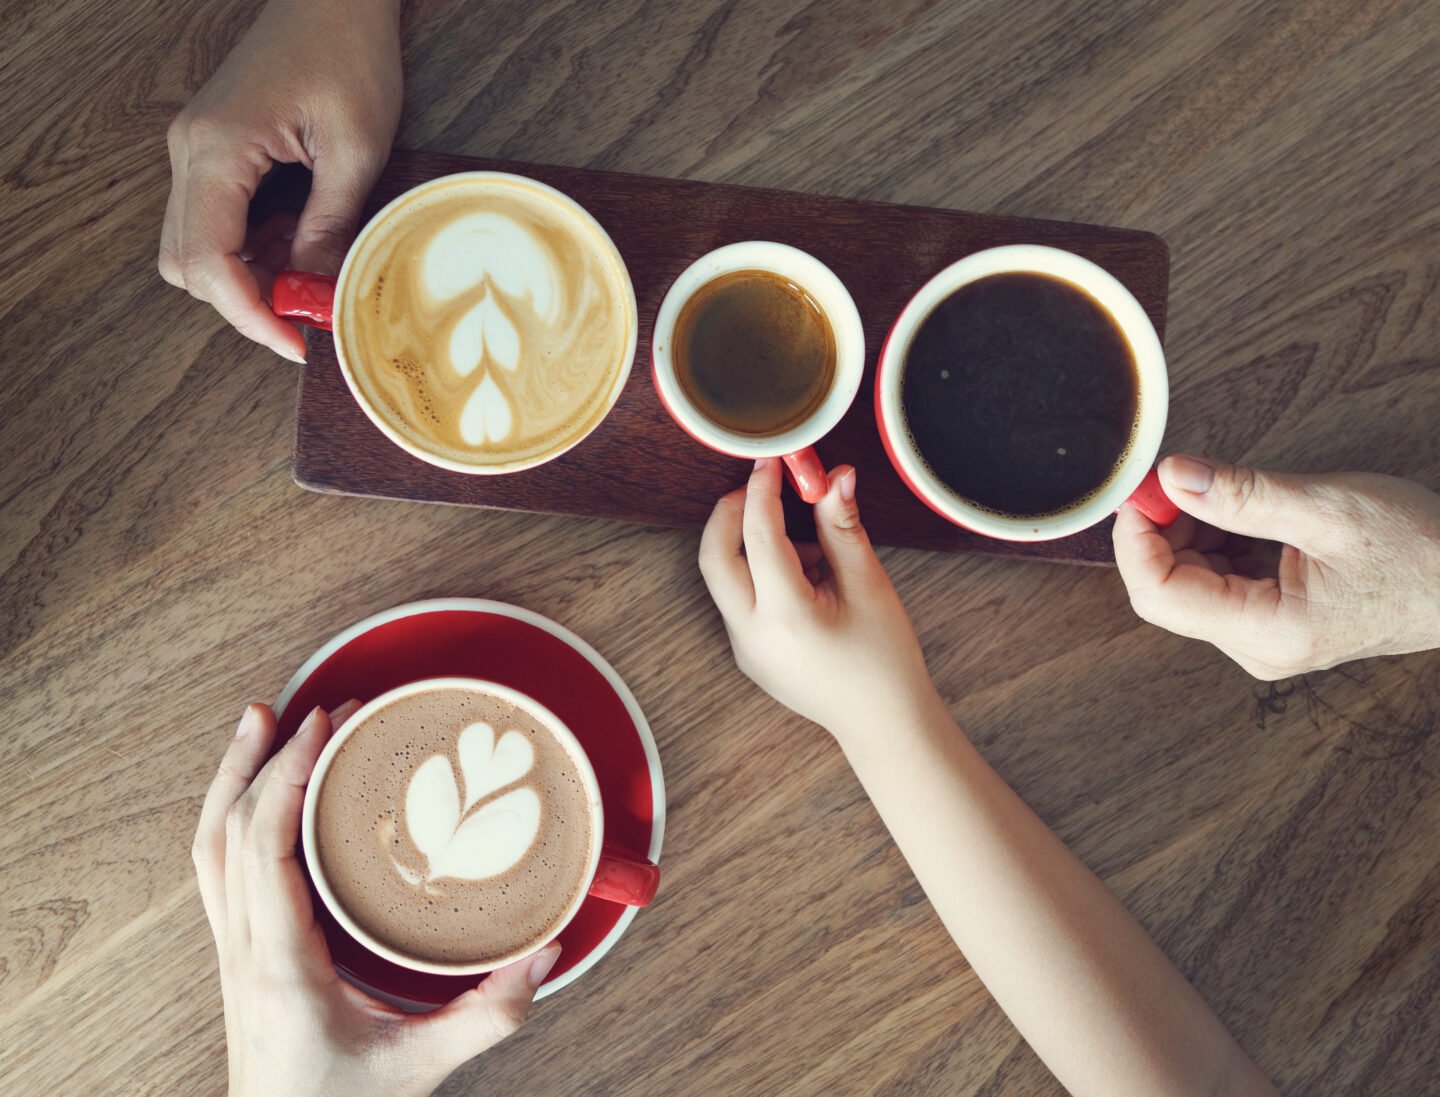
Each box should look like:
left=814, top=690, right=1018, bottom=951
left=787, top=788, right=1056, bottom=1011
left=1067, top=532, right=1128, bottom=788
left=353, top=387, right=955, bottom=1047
left=833, top=691, right=1276, bottom=1097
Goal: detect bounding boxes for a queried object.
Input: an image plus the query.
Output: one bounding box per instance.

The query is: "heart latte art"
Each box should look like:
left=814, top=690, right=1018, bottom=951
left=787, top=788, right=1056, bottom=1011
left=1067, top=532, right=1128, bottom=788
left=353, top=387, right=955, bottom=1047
left=313, top=686, right=596, bottom=966
left=339, top=175, right=635, bottom=470
left=393, top=722, right=542, bottom=885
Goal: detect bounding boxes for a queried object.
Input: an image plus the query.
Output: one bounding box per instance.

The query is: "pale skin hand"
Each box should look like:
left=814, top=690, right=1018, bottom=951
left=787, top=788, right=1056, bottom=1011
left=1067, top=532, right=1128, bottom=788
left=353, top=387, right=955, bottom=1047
left=160, top=0, right=403, bottom=362
left=194, top=702, right=560, bottom=1097
left=1114, top=453, right=1440, bottom=680
left=700, top=459, right=1277, bottom=1097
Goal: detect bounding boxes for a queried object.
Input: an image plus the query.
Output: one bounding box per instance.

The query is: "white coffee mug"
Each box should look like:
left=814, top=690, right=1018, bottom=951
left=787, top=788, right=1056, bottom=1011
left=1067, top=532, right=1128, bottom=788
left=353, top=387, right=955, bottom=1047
left=875, top=244, right=1179, bottom=541
left=651, top=241, right=865, bottom=502
left=301, top=676, right=659, bottom=977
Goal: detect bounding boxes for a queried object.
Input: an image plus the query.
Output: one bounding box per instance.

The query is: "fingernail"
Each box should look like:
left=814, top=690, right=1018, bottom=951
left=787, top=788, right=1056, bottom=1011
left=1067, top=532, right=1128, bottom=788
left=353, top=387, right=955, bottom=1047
left=527, top=944, right=562, bottom=988
left=1164, top=455, right=1215, bottom=494
left=278, top=345, right=306, bottom=365
left=300, top=706, right=326, bottom=735
left=235, top=704, right=261, bottom=738
left=753, top=457, right=775, bottom=472
left=839, top=467, right=856, bottom=504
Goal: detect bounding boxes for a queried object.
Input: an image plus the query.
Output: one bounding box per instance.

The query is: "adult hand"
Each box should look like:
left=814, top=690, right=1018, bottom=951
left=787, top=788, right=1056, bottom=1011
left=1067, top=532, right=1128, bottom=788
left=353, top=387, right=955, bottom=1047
left=194, top=702, right=559, bottom=1097
left=160, top=0, right=403, bottom=362
left=698, top=458, right=940, bottom=737
left=1114, top=454, right=1440, bottom=680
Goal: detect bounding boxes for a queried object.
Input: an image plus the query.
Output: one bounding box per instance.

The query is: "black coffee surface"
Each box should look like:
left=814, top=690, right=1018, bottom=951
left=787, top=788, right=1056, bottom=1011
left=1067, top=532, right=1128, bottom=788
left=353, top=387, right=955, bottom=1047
left=674, top=270, right=835, bottom=436
left=900, top=272, right=1138, bottom=518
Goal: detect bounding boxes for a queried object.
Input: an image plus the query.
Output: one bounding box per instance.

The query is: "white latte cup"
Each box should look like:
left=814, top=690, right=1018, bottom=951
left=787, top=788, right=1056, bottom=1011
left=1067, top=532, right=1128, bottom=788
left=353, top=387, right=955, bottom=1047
left=273, top=172, right=639, bottom=475
left=875, top=244, right=1180, bottom=541
left=651, top=241, right=865, bottom=503
left=301, top=676, right=659, bottom=977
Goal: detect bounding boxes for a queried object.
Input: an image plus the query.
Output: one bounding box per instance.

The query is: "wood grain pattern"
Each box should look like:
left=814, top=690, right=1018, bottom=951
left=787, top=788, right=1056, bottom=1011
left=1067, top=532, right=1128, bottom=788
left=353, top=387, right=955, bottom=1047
left=2, top=1, right=1439, bottom=1095
left=293, top=151, right=1170, bottom=564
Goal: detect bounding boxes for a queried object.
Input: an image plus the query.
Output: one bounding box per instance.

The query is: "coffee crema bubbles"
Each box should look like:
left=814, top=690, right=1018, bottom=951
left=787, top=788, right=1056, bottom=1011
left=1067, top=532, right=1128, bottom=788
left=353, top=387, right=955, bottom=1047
left=339, top=176, right=635, bottom=469
left=313, top=686, right=596, bottom=967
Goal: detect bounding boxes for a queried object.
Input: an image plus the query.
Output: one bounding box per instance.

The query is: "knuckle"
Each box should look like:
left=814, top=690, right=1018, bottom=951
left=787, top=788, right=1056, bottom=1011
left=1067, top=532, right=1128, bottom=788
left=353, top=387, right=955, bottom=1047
left=1126, top=588, right=1163, bottom=626
left=179, top=111, right=227, bottom=151
left=1230, top=465, right=1262, bottom=512
left=224, top=799, right=249, bottom=845
left=179, top=253, right=215, bottom=296
left=157, top=251, right=183, bottom=286
left=490, top=997, right=530, bottom=1037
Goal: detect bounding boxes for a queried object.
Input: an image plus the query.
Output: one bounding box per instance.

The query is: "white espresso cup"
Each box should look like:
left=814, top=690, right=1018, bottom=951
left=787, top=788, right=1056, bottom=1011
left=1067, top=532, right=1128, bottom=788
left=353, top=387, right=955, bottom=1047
left=651, top=241, right=865, bottom=503
left=875, top=244, right=1179, bottom=541
left=301, top=676, right=659, bottom=977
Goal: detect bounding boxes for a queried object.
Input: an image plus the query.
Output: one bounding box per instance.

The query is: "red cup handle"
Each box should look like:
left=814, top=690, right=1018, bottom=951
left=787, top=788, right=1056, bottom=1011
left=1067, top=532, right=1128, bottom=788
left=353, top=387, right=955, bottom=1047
left=782, top=446, right=829, bottom=504
left=273, top=270, right=336, bottom=332
left=1125, top=467, right=1181, bottom=526
left=588, top=842, right=660, bottom=907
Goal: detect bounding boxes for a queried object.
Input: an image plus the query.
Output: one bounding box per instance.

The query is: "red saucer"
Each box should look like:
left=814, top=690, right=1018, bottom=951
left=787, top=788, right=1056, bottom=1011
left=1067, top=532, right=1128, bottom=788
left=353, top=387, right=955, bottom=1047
left=271, top=599, right=664, bottom=1007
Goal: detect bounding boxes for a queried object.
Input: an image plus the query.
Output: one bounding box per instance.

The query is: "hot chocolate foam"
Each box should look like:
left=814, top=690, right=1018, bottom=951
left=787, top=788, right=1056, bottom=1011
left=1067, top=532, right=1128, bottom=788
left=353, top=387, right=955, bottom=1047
left=339, top=176, right=634, bottom=468
left=314, top=686, right=596, bottom=967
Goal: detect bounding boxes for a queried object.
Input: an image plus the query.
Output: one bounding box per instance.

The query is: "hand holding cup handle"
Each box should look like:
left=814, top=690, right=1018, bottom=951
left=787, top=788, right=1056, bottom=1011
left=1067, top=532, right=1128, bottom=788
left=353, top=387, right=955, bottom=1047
left=1127, top=467, right=1182, bottom=526
left=781, top=447, right=832, bottom=504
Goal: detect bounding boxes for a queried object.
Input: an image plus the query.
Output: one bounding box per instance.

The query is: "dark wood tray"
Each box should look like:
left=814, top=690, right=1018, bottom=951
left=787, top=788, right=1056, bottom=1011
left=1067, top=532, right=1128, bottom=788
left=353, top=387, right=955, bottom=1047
left=293, top=150, right=1169, bottom=565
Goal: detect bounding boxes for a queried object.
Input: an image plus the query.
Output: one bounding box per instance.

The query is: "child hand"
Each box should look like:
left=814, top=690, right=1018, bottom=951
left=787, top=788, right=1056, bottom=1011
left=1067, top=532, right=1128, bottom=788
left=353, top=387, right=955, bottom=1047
left=194, top=702, right=558, bottom=1097
left=699, top=458, right=940, bottom=739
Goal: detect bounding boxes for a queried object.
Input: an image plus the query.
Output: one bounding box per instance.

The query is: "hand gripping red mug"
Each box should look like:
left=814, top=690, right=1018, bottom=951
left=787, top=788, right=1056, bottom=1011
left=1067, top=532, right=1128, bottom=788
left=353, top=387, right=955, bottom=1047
left=271, top=172, right=639, bottom=476
left=651, top=242, right=865, bottom=503
left=875, top=244, right=1180, bottom=541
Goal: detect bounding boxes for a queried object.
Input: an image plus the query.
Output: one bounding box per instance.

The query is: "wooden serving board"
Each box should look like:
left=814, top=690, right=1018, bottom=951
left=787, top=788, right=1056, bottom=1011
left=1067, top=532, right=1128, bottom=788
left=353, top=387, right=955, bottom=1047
left=293, top=149, right=1169, bottom=565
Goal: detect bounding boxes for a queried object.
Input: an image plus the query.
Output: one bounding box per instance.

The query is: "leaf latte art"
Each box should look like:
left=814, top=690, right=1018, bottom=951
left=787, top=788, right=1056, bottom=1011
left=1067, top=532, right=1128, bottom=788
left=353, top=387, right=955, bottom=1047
left=395, top=722, right=542, bottom=885
left=313, top=686, right=597, bottom=966
left=339, top=175, right=635, bottom=470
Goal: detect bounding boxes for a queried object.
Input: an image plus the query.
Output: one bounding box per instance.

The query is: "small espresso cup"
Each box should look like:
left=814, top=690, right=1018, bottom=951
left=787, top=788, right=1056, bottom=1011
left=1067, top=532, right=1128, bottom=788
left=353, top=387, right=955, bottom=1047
left=875, top=244, right=1179, bottom=541
left=651, top=241, right=865, bottom=503
left=301, top=676, right=660, bottom=977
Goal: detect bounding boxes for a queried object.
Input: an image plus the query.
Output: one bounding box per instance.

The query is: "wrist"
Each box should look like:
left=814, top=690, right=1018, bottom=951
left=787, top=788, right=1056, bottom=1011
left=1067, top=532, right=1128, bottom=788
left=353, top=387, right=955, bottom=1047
left=824, top=675, right=954, bottom=751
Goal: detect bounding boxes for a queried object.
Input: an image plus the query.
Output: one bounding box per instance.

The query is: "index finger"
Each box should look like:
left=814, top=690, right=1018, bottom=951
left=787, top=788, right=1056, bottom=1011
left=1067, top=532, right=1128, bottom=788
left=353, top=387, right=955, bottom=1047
left=180, top=156, right=306, bottom=362
left=699, top=486, right=755, bottom=618
left=742, top=458, right=810, bottom=606
left=1113, top=503, right=1278, bottom=641
left=241, top=706, right=335, bottom=971
left=192, top=704, right=278, bottom=946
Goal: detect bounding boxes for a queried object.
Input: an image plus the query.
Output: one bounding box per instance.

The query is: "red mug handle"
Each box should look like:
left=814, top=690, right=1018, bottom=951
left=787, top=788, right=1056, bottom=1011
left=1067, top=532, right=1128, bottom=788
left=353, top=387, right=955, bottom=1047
left=273, top=270, right=337, bottom=332
left=782, top=446, right=829, bottom=504
left=588, top=842, right=660, bottom=907
left=1125, top=467, right=1181, bottom=526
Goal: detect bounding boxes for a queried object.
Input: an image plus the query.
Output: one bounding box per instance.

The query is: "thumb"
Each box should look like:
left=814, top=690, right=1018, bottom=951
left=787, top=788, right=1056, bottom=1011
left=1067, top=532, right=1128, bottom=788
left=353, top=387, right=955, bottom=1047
left=1158, top=455, right=1328, bottom=550
left=813, top=466, right=878, bottom=588
left=409, top=944, right=560, bottom=1067
left=289, top=150, right=384, bottom=276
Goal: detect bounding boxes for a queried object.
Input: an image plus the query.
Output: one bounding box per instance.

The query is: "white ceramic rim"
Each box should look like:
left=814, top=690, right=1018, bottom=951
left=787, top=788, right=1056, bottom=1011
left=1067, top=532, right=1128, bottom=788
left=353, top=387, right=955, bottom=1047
left=877, top=244, right=1168, bottom=541
left=274, top=597, right=665, bottom=1002
left=300, top=676, right=606, bottom=977
left=330, top=172, right=640, bottom=476
left=651, top=241, right=865, bottom=457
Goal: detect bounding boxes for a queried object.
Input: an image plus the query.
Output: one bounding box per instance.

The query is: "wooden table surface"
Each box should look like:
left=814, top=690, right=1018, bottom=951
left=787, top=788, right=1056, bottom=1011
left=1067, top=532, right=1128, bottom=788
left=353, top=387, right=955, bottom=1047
left=3, top=1, right=1438, bottom=1094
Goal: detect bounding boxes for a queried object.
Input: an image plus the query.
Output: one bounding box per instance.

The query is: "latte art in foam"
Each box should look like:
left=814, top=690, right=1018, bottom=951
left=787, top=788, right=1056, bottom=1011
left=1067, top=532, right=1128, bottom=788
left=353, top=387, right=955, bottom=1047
left=394, top=722, right=542, bottom=885
left=338, top=175, right=635, bottom=470
left=313, top=685, right=597, bottom=966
